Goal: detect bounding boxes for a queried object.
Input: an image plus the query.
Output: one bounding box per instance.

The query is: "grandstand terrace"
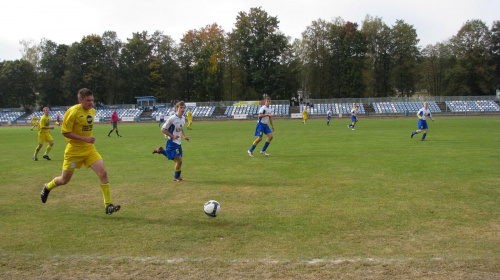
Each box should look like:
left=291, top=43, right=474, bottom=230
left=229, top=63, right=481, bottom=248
left=1, top=96, right=499, bottom=125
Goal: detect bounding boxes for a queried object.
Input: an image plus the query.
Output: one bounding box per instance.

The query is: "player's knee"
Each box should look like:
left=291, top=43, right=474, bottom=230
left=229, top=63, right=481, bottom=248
left=96, top=169, right=108, bottom=180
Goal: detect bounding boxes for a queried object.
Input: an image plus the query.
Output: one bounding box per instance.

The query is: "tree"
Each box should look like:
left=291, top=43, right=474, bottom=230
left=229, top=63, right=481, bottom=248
left=449, top=19, right=494, bottom=95
left=390, top=20, right=420, bottom=95
left=231, top=7, right=288, bottom=100
left=19, top=39, right=42, bottom=72
left=0, top=60, right=37, bottom=108
left=301, top=18, right=366, bottom=98
left=362, top=15, right=393, bottom=97
left=101, top=31, right=122, bottom=104
left=420, top=42, right=455, bottom=96
left=150, top=31, right=180, bottom=103
left=38, top=39, right=69, bottom=106
left=489, top=21, right=500, bottom=92
left=62, top=35, right=107, bottom=101
left=179, top=24, right=226, bottom=102
left=119, top=31, right=153, bottom=103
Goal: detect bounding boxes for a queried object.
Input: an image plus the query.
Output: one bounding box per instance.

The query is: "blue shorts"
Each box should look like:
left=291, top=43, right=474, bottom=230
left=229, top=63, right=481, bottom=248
left=327, top=115, right=331, bottom=121
left=351, top=115, right=357, bottom=122
left=254, top=122, right=272, bottom=137
left=165, top=141, right=182, bottom=160
left=418, top=120, right=428, bottom=130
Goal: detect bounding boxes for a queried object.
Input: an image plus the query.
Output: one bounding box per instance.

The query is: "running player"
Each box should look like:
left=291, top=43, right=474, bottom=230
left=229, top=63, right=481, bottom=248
left=327, top=107, right=333, bottom=125
left=30, top=114, right=38, bottom=130
left=153, top=101, right=190, bottom=182
left=187, top=108, right=193, bottom=130
left=248, top=97, right=274, bottom=157
left=348, top=104, right=359, bottom=130
left=40, top=88, right=121, bottom=215
left=33, top=107, right=55, bottom=161
left=411, top=102, right=435, bottom=141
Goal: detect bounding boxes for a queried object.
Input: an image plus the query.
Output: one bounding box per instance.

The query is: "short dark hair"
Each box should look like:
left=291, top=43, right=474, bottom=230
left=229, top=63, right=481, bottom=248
left=77, top=88, right=93, bottom=100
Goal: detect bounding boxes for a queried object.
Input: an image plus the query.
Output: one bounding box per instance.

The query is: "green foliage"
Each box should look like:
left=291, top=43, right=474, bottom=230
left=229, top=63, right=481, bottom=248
left=1, top=9, right=498, bottom=108
left=231, top=7, right=289, bottom=100
left=0, top=60, right=37, bottom=107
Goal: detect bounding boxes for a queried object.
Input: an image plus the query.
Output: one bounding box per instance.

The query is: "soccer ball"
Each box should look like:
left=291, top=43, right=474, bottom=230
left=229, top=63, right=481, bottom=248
left=204, top=200, right=221, bottom=217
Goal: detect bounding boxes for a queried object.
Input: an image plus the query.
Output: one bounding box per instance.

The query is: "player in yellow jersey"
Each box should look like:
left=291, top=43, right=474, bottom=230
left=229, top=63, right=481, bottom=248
left=186, top=108, right=193, bottom=130
left=30, top=114, right=38, bottom=130
left=33, top=107, right=55, bottom=161
left=302, top=106, right=308, bottom=124
left=40, top=88, right=121, bottom=215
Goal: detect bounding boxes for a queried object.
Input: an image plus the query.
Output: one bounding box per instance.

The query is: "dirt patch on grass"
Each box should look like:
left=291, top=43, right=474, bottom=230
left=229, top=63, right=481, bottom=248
left=1, top=255, right=499, bottom=279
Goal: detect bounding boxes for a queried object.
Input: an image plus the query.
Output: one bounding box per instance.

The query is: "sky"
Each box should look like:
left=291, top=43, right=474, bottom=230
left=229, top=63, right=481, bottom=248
left=1, top=0, right=499, bottom=61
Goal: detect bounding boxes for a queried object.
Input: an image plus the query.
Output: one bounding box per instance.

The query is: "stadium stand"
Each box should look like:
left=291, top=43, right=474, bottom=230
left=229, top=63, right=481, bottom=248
left=25, top=110, right=67, bottom=122
left=373, top=101, right=441, bottom=114
left=224, top=104, right=289, bottom=117
left=151, top=106, right=215, bottom=118
left=445, top=100, right=500, bottom=112
left=0, top=111, right=23, bottom=122
left=95, top=108, right=143, bottom=120
left=299, top=103, right=365, bottom=115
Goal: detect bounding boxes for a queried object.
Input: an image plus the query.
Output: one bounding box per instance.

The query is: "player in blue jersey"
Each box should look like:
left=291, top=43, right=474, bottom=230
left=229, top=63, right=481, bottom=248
left=347, top=104, right=359, bottom=130
left=326, top=107, right=333, bottom=125
left=248, top=97, right=274, bottom=157
left=153, top=101, right=190, bottom=181
left=411, top=102, right=434, bottom=141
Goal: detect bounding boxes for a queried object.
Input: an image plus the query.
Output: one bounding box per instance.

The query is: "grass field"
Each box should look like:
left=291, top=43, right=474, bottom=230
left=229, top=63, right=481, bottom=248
left=1, top=116, right=499, bottom=279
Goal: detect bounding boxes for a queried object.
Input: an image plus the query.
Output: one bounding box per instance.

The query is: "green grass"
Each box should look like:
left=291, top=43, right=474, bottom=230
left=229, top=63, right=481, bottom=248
left=0, top=117, right=499, bottom=278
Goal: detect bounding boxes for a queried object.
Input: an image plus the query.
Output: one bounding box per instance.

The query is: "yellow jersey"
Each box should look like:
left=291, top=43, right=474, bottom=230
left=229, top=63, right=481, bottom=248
left=187, top=111, right=192, bottom=121
left=38, top=115, right=51, bottom=134
left=62, top=104, right=95, bottom=147
left=31, top=115, right=37, bottom=124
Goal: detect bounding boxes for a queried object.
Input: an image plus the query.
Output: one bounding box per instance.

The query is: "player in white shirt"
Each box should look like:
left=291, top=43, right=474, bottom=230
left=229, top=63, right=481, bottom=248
left=153, top=101, right=190, bottom=181
left=347, top=104, right=359, bottom=130
left=411, top=102, right=435, bottom=141
left=326, top=107, right=333, bottom=125
left=247, top=97, right=274, bottom=157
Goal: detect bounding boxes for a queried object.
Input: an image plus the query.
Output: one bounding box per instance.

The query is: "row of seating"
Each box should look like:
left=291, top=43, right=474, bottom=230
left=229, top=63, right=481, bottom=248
left=300, top=103, right=366, bottom=115
left=151, top=106, right=216, bottom=118
left=373, top=101, right=441, bottom=114
left=0, top=112, right=23, bottom=122
left=224, top=105, right=290, bottom=117
left=94, top=109, right=143, bottom=119
left=3, top=101, right=499, bottom=123
left=445, top=100, right=500, bottom=112
left=25, top=111, right=66, bottom=121
left=23, top=109, right=142, bottom=122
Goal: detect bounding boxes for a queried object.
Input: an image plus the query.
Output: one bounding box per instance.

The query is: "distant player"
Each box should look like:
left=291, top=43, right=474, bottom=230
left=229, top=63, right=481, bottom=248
left=33, top=107, right=55, bottom=161
left=326, top=107, right=333, bottom=125
left=153, top=101, right=190, bottom=182
left=30, top=114, right=38, bottom=130
left=187, top=108, right=193, bottom=130
left=56, top=113, right=61, bottom=126
left=107, top=109, right=122, bottom=137
left=411, top=101, right=435, bottom=141
left=347, top=104, right=359, bottom=130
left=248, top=97, right=274, bottom=157
left=158, top=113, right=165, bottom=127
left=302, top=107, right=308, bottom=125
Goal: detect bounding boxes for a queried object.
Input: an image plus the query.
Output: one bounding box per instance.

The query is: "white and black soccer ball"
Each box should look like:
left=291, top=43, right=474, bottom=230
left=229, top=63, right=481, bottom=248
left=204, top=200, right=221, bottom=217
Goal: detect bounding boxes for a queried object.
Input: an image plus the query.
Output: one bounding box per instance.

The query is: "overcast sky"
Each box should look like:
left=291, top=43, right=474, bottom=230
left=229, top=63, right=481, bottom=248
left=1, top=0, right=498, bottom=61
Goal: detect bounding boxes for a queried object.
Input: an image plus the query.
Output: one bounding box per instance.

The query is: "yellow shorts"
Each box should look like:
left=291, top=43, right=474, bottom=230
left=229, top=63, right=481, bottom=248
left=38, top=133, right=53, bottom=144
left=62, top=144, right=102, bottom=171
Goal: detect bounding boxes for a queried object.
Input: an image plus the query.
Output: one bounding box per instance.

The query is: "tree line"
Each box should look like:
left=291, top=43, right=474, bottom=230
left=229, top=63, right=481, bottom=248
left=0, top=7, right=498, bottom=109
